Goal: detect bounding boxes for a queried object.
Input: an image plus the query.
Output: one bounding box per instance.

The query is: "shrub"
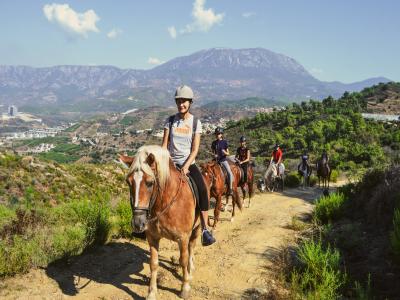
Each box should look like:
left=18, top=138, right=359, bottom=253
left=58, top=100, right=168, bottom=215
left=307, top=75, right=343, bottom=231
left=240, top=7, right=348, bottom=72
left=330, top=169, right=339, bottom=183
left=114, top=199, right=132, bottom=237
left=290, top=240, right=345, bottom=299
left=314, top=193, right=346, bottom=224
left=59, top=196, right=112, bottom=247
left=285, top=171, right=301, bottom=188
left=309, top=175, right=318, bottom=187
left=50, top=225, right=87, bottom=259
left=0, top=205, right=15, bottom=229
left=0, top=235, right=43, bottom=276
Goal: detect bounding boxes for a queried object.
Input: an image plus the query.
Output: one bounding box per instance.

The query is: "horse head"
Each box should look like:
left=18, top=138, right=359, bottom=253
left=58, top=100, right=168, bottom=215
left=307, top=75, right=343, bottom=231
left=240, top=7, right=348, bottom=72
left=120, top=146, right=170, bottom=233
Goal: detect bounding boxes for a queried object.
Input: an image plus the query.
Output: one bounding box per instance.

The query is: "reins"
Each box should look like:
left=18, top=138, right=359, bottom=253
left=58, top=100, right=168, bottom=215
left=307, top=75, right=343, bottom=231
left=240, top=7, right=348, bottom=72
left=143, top=170, right=186, bottom=225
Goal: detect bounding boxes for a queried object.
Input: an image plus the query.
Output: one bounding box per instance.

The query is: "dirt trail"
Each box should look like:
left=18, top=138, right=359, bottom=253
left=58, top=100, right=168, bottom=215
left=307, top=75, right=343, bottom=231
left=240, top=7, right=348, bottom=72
left=0, top=187, right=323, bottom=300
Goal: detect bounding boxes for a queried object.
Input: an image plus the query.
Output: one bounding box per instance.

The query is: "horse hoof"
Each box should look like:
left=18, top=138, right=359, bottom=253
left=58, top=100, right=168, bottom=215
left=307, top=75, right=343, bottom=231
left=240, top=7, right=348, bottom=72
left=180, top=288, right=191, bottom=299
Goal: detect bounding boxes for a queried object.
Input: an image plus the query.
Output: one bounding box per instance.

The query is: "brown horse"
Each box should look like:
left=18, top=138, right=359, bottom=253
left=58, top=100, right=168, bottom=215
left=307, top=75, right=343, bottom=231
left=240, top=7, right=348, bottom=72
left=201, top=160, right=243, bottom=227
left=316, top=158, right=331, bottom=189
left=238, top=162, right=255, bottom=208
left=120, top=145, right=203, bottom=300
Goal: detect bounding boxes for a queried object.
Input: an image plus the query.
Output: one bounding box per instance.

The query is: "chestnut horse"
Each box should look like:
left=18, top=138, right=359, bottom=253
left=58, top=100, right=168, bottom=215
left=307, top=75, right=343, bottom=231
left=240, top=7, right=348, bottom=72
left=201, top=160, right=244, bottom=227
left=120, top=145, right=203, bottom=300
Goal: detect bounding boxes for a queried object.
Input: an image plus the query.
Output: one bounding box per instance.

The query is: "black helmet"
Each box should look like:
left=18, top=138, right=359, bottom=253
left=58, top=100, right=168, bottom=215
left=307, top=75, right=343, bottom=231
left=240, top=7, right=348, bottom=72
left=215, top=127, right=224, bottom=135
left=274, top=143, right=280, bottom=149
left=240, top=136, right=246, bottom=142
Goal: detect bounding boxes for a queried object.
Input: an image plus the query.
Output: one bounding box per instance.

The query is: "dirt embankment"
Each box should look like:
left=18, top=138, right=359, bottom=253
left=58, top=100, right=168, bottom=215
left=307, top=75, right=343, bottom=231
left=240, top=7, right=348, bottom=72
left=0, top=188, right=323, bottom=300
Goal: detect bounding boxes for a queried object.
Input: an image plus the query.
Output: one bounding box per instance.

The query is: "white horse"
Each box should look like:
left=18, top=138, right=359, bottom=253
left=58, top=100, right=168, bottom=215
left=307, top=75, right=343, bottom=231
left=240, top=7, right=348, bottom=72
left=264, top=162, right=285, bottom=192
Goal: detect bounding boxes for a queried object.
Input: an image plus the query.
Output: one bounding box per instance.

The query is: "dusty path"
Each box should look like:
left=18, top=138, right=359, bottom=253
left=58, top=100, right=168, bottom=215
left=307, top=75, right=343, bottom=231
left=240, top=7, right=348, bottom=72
left=0, top=187, right=322, bottom=300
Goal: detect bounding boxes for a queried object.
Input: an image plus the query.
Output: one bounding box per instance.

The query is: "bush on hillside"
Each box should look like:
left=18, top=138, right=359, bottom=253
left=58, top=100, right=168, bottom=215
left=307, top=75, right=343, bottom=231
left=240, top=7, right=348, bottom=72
left=330, top=169, right=339, bottom=183
left=314, top=193, right=346, bottom=224
left=290, top=240, right=345, bottom=299
left=285, top=171, right=301, bottom=188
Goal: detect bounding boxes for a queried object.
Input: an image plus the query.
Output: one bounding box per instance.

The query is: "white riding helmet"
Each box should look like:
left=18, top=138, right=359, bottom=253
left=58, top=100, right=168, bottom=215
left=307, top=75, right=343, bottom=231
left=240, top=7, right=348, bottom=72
left=175, top=85, right=194, bottom=100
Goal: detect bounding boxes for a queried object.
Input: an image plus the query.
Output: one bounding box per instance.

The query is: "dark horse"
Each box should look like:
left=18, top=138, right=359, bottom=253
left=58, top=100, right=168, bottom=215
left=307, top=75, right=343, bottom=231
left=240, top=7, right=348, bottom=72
left=120, top=145, right=204, bottom=300
left=201, top=160, right=245, bottom=227
left=316, top=158, right=331, bottom=189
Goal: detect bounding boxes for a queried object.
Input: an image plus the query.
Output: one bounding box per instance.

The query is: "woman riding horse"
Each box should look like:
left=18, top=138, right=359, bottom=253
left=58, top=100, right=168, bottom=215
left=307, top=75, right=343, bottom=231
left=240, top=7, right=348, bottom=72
left=162, top=85, right=215, bottom=246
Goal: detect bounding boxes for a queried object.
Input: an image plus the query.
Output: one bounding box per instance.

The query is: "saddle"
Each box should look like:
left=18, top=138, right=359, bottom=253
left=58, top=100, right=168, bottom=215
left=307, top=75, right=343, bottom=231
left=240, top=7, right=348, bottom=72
left=176, top=166, right=200, bottom=210
left=186, top=176, right=200, bottom=210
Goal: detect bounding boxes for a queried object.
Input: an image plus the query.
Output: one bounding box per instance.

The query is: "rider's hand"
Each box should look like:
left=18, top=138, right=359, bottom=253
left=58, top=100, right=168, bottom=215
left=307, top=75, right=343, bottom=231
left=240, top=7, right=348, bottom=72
left=182, top=166, right=190, bottom=176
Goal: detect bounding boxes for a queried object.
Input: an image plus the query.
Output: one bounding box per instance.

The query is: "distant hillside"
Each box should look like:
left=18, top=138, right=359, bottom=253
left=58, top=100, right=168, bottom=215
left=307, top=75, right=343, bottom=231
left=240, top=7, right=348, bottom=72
left=0, top=48, right=391, bottom=115
left=201, top=82, right=400, bottom=169
left=201, top=97, right=285, bottom=110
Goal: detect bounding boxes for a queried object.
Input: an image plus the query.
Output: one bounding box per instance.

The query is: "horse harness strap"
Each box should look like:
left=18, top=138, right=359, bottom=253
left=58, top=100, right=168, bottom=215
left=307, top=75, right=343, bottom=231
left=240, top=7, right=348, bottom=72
left=132, top=171, right=185, bottom=225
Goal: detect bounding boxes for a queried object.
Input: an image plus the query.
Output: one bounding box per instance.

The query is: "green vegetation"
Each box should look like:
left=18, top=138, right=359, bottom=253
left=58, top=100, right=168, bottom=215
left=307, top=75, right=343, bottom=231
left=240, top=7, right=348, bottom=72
left=314, top=193, right=346, bottom=224
left=0, top=152, right=130, bottom=277
left=202, top=97, right=285, bottom=110
left=64, top=123, right=81, bottom=132
left=285, top=171, right=301, bottom=187
left=220, top=83, right=400, bottom=175
left=290, top=240, right=346, bottom=299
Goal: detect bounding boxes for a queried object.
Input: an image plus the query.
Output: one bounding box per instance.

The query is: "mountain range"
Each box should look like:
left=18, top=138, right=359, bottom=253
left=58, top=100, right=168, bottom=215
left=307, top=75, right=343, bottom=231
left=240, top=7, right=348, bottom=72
left=0, top=48, right=391, bottom=112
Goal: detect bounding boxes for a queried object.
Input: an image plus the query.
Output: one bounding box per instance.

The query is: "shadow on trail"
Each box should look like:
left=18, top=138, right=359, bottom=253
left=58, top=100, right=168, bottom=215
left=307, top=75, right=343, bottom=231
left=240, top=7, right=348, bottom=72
left=45, top=240, right=181, bottom=299
left=280, top=186, right=324, bottom=203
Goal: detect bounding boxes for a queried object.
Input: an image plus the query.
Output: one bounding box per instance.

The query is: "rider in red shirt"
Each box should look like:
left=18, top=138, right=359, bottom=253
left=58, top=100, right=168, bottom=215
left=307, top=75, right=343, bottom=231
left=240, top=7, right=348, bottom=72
left=270, top=143, right=283, bottom=176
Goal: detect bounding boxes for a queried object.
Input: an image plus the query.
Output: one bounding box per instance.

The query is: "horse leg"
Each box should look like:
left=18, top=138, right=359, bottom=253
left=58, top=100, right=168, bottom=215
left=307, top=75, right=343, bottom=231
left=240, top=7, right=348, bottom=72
left=179, top=237, right=191, bottom=299
left=241, top=185, right=247, bottom=208
left=231, top=192, right=235, bottom=222
left=146, top=235, right=160, bottom=300
left=213, top=194, right=222, bottom=228
left=248, top=180, right=254, bottom=207
left=188, top=224, right=201, bottom=280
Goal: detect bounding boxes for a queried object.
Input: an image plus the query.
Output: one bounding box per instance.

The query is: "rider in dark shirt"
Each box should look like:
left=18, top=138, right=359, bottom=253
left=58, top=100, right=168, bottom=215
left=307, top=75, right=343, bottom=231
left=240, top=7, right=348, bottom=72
left=211, top=127, right=234, bottom=195
left=235, top=136, right=251, bottom=182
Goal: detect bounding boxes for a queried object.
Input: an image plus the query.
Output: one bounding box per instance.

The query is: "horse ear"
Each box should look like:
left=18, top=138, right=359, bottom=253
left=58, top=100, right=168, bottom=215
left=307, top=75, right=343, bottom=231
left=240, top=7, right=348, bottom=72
left=146, top=153, right=156, bottom=170
left=119, top=154, right=134, bottom=168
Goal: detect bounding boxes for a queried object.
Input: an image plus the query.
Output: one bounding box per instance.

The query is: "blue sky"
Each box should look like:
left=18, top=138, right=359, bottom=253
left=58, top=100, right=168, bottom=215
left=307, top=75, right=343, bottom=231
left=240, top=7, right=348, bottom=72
left=0, top=0, right=399, bottom=83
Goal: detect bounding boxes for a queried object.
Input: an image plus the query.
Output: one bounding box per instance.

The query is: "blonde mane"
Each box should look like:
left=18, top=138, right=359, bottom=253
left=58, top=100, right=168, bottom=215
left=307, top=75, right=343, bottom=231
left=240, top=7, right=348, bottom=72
left=128, top=145, right=171, bottom=189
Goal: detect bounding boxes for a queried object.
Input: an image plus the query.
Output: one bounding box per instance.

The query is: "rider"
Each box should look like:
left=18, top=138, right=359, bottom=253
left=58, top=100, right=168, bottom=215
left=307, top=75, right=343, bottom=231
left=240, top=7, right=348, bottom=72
left=211, top=127, right=234, bottom=195
left=270, top=143, right=283, bottom=176
left=235, top=136, right=251, bottom=183
left=162, top=85, right=215, bottom=246
left=298, top=151, right=310, bottom=176
left=319, top=149, right=330, bottom=174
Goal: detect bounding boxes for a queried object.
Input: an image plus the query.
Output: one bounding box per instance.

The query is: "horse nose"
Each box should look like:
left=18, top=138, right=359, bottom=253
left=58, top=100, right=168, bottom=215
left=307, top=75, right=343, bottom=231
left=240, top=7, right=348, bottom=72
left=132, top=213, right=147, bottom=233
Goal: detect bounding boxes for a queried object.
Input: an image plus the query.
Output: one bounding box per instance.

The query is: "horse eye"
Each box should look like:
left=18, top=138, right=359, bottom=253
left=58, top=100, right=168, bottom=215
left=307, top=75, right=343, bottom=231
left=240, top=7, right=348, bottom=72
left=145, top=181, right=153, bottom=188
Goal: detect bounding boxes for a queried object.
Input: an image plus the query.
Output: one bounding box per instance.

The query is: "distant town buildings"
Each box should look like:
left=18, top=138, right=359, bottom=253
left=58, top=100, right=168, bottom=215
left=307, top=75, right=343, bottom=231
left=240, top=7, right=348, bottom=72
left=8, top=105, right=18, bottom=116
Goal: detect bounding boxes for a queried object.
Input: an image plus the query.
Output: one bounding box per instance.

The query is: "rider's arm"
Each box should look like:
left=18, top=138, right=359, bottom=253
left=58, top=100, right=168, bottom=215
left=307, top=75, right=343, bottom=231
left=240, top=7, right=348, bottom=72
left=241, top=150, right=251, bottom=164
left=182, top=133, right=200, bottom=170
left=161, top=128, right=169, bottom=149
left=222, top=148, right=229, bottom=155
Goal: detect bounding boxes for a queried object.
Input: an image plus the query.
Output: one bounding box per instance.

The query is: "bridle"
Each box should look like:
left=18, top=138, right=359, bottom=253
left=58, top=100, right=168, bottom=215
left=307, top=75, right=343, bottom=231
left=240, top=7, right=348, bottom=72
left=128, top=169, right=185, bottom=225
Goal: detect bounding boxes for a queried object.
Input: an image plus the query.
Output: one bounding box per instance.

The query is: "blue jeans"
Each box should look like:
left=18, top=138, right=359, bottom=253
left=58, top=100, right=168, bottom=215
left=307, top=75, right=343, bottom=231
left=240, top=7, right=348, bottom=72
left=220, top=160, right=233, bottom=190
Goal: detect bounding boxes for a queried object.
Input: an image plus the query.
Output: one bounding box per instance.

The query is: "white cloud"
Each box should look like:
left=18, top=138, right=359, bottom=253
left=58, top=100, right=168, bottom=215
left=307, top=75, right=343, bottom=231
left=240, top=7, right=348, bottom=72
left=169, top=0, right=224, bottom=38
left=148, top=57, right=164, bottom=65
left=242, top=12, right=256, bottom=18
left=107, top=28, right=122, bottom=39
left=43, top=3, right=100, bottom=38
left=167, top=26, right=177, bottom=39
